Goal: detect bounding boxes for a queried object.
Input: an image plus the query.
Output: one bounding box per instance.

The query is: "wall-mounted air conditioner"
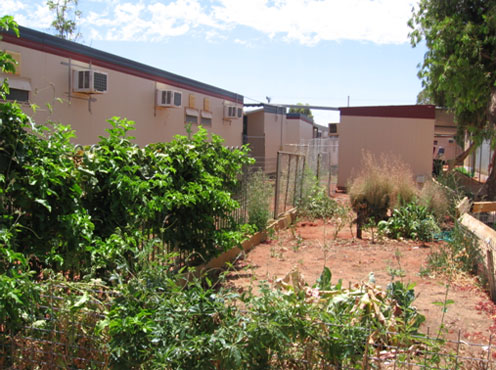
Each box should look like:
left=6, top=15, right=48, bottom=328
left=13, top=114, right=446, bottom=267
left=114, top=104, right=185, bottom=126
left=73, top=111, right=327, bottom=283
left=73, top=69, right=108, bottom=93
left=224, top=105, right=239, bottom=119
left=156, top=89, right=182, bottom=108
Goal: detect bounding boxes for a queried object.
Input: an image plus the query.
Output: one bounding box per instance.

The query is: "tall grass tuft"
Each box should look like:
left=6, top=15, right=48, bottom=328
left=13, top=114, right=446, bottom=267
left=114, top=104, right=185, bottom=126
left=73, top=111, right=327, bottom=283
left=348, top=152, right=417, bottom=223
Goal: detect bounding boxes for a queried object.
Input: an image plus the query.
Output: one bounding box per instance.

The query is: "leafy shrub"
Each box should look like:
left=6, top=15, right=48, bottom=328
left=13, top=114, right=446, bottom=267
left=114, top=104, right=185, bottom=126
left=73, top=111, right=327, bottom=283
left=246, top=169, right=273, bottom=231
left=378, top=202, right=441, bottom=242
left=349, top=152, right=417, bottom=224
left=297, top=171, right=337, bottom=219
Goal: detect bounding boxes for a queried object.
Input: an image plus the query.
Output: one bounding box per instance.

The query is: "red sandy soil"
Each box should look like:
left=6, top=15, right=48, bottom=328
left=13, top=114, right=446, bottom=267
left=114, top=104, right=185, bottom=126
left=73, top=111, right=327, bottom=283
left=226, top=197, right=496, bottom=348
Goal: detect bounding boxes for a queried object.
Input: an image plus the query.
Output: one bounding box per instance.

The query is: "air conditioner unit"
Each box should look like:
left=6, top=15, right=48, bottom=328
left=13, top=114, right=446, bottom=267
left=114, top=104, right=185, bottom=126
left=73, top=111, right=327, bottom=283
left=156, top=89, right=182, bottom=107
left=73, top=70, right=108, bottom=93
left=224, top=105, right=238, bottom=119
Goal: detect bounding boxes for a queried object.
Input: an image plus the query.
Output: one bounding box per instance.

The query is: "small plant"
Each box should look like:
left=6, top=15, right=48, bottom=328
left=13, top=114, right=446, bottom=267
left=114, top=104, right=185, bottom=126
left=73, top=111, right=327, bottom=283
left=378, top=202, right=441, bottom=243
left=297, top=171, right=337, bottom=220
left=246, top=169, right=273, bottom=232
left=427, top=222, right=482, bottom=277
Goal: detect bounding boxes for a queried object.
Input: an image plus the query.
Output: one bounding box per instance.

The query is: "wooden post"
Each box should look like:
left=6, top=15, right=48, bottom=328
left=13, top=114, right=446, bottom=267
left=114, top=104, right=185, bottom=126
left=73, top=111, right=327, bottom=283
left=273, top=151, right=281, bottom=219
left=488, top=249, right=496, bottom=302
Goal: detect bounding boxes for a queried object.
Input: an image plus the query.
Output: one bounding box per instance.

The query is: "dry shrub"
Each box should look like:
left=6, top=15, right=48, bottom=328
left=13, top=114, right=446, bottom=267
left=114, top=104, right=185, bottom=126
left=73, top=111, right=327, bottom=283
left=348, top=152, right=417, bottom=221
left=419, top=180, right=449, bottom=221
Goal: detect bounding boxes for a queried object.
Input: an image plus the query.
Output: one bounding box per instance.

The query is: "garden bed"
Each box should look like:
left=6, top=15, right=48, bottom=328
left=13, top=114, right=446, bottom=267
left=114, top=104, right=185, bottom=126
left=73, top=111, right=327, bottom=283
left=226, top=198, right=496, bottom=346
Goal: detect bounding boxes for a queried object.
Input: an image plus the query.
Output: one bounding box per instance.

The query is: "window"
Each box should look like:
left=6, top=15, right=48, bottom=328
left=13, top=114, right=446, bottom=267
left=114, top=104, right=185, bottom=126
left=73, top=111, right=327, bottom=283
left=2, top=77, right=31, bottom=102
left=6, top=88, right=29, bottom=102
left=186, top=114, right=198, bottom=125
left=200, top=111, right=212, bottom=126
left=185, top=108, right=199, bottom=125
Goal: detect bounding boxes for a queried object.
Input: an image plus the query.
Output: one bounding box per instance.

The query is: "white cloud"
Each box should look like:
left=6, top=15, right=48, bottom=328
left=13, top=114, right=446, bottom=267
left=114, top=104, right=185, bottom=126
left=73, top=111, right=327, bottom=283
left=1, top=1, right=51, bottom=30
left=4, top=0, right=417, bottom=45
left=213, top=0, right=416, bottom=45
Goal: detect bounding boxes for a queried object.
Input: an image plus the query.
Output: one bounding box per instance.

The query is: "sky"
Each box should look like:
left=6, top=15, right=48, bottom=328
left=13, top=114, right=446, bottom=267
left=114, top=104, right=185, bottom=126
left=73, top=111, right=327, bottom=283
left=1, top=0, right=426, bottom=126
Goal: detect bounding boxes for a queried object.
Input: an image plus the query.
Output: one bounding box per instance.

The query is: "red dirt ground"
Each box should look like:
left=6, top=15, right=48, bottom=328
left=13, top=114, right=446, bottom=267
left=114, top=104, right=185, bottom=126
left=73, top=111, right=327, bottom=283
left=226, top=197, right=496, bottom=346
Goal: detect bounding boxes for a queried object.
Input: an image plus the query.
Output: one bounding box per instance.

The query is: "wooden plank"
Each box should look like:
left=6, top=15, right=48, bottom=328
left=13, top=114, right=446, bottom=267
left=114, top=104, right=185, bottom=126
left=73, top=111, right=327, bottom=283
left=460, top=213, right=496, bottom=303
left=472, top=201, right=496, bottom=214
left=456, top=197, right=471, bottom=216
left=460, top=213, right=496, bottom=245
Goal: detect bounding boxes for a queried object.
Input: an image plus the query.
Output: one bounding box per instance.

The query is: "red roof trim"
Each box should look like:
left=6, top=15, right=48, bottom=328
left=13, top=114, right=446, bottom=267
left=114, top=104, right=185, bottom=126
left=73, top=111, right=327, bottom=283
left=2, top=33, right=241, bottom=103
left=339, top=105, right=436, bottom=119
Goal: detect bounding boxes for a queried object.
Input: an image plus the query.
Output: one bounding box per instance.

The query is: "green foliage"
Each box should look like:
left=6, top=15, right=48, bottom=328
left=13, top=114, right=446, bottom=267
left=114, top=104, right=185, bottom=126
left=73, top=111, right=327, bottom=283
left=297, top=172, right=337, bottom=220
left=0, top=16, right=19, bottom=99
left=104, top=263, right=429, bottom=369
left=454, top=166, right=473, bottom=177
left=288, top=103, right=314, bottom=122
left=1, top=104, right=252, bottom=273
left=409, top=0, right=496, bottom=198
left=47, top=0, right=82, bottom=40
left=378, top=202, right=441, bottom=242
left=246, top=169, right=273, bottom=231
left=427, top=222, right=482, bottom=276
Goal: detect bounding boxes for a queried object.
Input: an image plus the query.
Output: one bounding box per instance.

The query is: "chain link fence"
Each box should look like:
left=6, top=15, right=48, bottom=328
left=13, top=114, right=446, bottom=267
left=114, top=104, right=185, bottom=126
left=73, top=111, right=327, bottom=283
left=273, top=151, right=306, bottom=219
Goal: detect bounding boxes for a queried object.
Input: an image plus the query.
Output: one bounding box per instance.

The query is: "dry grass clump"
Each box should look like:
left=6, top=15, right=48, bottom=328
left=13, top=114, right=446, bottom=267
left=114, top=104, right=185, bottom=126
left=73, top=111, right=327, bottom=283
left=348, top=152, right=417, bottom=221
left=419, top=180, right=449, bottom=221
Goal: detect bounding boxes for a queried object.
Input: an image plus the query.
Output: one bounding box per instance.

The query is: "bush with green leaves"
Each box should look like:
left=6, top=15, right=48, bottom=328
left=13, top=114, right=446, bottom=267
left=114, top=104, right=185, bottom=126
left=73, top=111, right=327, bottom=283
left=297, top=171, right=337, bottom=220
left=378, top=202, right=441, bottom=242
left=246, top=169, right=273, bottom=231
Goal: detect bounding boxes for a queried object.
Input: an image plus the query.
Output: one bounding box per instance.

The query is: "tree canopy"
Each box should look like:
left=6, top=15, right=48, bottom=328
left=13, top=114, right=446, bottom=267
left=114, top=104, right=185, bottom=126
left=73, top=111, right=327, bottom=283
left=47, top=0, right=82, bottom=41
left=409, top=0, right=496, bottom=198
left=289, top=103, right=314, bottom=122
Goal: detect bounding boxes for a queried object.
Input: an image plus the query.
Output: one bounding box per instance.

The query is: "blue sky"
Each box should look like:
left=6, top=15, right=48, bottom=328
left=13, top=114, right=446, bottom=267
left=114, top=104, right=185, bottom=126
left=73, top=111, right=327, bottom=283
left=2, top=0, right=425, bottom=126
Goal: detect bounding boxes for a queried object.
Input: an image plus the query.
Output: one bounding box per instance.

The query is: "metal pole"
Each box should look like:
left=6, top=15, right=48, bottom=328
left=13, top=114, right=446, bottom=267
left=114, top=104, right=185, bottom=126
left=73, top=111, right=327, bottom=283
left=273, top=151, right=281, bottom=219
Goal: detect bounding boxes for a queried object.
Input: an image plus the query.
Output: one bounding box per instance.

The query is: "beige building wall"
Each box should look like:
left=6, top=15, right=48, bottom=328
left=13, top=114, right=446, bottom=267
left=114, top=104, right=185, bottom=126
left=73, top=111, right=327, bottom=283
left=338, top=115, right=435, bottom=188
left=263, top=111, right=285, bottom=173
left=1, top=28, right=243, bottom=147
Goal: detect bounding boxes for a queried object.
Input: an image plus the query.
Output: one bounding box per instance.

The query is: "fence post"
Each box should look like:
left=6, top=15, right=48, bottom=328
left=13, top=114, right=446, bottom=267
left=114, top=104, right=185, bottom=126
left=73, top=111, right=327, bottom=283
left=488, top=334, right=493, bottom=370
left=299, top=156, right=306, bottom=202
left=487, top=249, right=496, bottom=302
left=293, top=155, right=300, bottom=207
left=284, top=155, right=292, bottom=213
left=316, top=152, right=321, bottom=182
left=274, top=151, right=281, bottom=219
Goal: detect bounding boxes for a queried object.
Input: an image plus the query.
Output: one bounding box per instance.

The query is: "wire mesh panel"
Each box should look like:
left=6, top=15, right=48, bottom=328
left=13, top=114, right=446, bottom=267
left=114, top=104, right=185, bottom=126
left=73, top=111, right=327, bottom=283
left=0, top=282, right=111, bottom=369
left=284, top=137, right=339, bottom=194
left=273, top=151, right=306, bottom=219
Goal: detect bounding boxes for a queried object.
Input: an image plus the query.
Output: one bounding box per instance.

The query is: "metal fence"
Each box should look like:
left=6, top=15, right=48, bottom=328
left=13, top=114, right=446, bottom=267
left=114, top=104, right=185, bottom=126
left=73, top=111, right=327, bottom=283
left=273, top=151, right=306, bottom=219
left=284, top=137, right=339, bottom=194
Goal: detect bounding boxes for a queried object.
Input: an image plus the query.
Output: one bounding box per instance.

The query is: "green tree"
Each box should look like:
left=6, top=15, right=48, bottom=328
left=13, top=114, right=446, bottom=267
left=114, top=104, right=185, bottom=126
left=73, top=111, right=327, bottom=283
left=47, top=0, right=82, bottom=41
left=289, top=103, right=314, bottom=122
left=409, top=0, right=496, bottom=199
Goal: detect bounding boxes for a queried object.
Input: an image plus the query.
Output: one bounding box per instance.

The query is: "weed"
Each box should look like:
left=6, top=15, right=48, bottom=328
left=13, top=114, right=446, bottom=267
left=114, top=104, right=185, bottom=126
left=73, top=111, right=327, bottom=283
left=246, top=169, right=273, bottom=232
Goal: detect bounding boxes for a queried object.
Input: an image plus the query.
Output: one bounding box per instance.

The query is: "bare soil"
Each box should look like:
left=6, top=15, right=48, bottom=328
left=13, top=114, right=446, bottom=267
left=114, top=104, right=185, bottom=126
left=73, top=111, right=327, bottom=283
left=226, top=196, right=496, bottom=346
